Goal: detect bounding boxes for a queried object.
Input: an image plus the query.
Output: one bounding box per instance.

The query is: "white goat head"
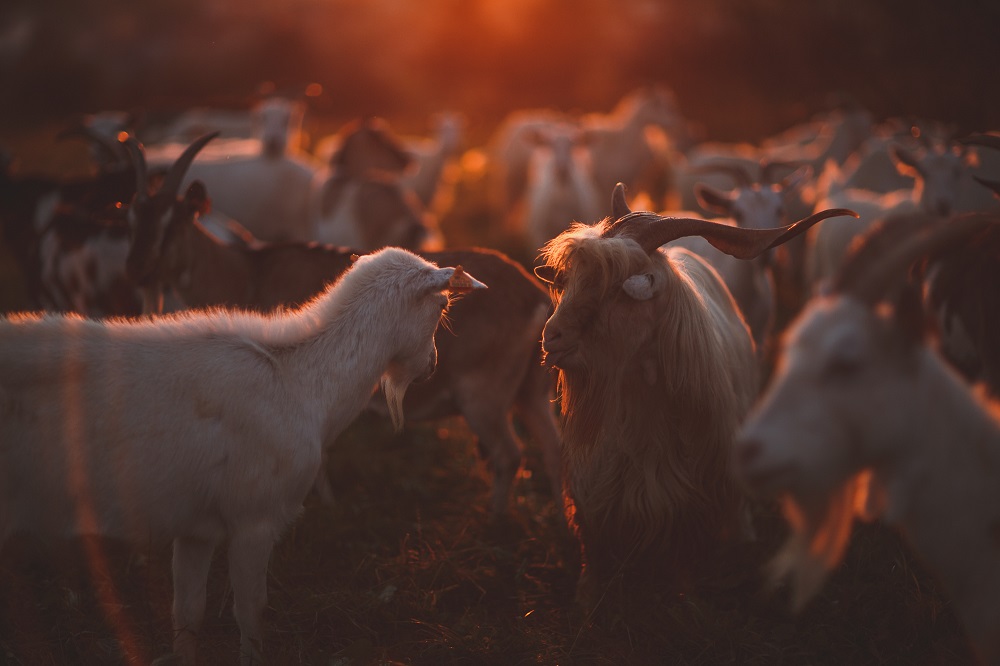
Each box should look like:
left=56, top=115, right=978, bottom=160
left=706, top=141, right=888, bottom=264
left=694, top=162, right=812, bottom=231
left=375, top=259, right=488, bottom=431
left=735, top=211, right=997, bottom=608
left=252, top=96, right=304, bottom=158
left=891, top=141, right=976, bottom=217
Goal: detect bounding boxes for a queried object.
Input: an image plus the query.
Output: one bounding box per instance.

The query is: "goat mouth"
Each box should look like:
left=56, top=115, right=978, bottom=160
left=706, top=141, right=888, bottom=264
left=541, top=347, right=579, bottom=370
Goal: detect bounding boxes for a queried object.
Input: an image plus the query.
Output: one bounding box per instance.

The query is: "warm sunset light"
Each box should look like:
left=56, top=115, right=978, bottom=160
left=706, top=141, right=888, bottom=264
left=1, top=1, right=998, bottom=664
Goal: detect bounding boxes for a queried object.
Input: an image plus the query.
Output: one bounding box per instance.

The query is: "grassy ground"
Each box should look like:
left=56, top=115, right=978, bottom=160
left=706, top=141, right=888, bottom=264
left=0, top=410, right=974, bottom=665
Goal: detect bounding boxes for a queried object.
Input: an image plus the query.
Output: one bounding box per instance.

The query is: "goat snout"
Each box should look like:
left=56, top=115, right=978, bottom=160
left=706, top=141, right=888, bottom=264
left=541, top=324, right=572, bottom=368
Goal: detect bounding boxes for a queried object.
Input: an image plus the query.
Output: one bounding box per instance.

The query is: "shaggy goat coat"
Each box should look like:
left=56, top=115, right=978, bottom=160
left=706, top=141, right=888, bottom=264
left=541, top=221, right=757, bottom=597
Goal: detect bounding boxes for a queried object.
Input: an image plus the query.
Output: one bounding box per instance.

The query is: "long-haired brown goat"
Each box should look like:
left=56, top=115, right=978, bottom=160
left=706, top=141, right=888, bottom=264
left=536, top=183, right=855, bottom=606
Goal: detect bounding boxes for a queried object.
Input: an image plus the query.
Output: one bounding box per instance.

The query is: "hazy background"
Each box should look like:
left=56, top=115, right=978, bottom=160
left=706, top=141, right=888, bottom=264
left=2, top=0, right=999, bottom=149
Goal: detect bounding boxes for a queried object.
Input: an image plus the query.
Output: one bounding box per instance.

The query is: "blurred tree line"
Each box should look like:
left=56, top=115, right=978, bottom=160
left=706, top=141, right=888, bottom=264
left=2, top=0, right=999, bottom=142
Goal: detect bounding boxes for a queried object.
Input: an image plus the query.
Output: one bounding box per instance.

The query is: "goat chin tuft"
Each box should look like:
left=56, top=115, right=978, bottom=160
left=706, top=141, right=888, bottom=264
left=381, top=374, right=409, bottom=433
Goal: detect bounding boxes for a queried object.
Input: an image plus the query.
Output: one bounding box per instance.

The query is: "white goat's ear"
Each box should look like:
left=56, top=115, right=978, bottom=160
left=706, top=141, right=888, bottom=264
left=622, top=273, right=656, bottom=300
left=431, top=266, right=488, bottom=294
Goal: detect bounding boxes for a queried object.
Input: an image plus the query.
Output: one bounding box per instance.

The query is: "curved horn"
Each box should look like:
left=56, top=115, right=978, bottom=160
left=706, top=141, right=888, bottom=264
left=611, top=182, right=632, bottom=220
left=834, top=212, right=995, bottom=305
left=690, top=161, right=755, bottom=188
left=159, top=131, right=218, bottom=199
left=961, top=133, right=1000, bottom=152
left=604, top=208, right=858, bottom=258
left=123, top=137, right=149, bottom=201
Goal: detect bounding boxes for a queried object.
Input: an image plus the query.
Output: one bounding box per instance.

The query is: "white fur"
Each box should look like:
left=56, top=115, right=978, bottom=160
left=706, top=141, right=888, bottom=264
left=0, top=247, right=458, bottom=664
left=145, top=98, right=317, bottom=243
left=519, top=124, right=602, bottom=251
left=807, top=144, right=976, bottom=291
left=737, top=295, right=1000, bottom=664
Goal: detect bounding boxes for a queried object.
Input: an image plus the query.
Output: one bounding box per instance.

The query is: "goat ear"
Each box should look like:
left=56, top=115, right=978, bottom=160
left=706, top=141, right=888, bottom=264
left=694, top=183, right=734, bottom=216
left=433, top=266, right=488, bottom=294
left=622, top=273, right=655, bottom=300
left=534, top=264, right=557, bottom=284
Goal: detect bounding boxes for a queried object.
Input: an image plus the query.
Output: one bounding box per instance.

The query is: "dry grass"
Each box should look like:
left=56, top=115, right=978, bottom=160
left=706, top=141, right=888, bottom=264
left=0, top=409, right=973, bottom=665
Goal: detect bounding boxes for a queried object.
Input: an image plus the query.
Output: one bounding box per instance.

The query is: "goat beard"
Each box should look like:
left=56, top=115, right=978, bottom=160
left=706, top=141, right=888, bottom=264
left=380, top=374, right=410, bottom=433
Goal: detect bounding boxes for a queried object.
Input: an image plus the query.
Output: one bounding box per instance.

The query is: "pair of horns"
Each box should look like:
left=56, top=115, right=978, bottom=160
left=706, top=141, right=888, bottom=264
left=606, top=183, right=857, bottom=259
left=123, top=132, right=219, bottom=202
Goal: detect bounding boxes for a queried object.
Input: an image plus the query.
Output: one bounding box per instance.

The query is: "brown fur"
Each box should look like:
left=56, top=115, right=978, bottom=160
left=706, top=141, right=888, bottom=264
left=541, top=220, right=756, bottom=601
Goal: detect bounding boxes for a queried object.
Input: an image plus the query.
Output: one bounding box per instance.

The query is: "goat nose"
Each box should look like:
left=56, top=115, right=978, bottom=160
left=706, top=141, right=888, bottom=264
left=542, top=326, right=561, bottom=348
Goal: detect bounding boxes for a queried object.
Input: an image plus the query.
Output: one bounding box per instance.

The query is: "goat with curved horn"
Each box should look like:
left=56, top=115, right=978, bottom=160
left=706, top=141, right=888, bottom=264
left=123, top=133, right=219, bottom=312
left=602, top=183, right=857, bottom=258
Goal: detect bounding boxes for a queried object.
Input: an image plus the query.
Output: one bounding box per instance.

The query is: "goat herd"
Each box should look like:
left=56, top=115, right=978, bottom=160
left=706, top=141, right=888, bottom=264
left=1, top=86, right=999, bottom=664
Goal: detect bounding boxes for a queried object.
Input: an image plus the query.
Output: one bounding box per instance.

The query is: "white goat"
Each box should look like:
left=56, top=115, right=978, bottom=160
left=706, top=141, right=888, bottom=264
left=515, top=122, right=602, bottom=252
left=673, top=105, right=873, bottom=217
left=400, top=111, right=466, bottom=210
left=806, top=141, right=976, bottom=291
left=0, top=247, right=484, bottom=665
left=154, top=97, right=304, bottom=153
left=145, top=98, right=317, bottom=243
left=736, top=213, right=1000, bottom=665
left=668, top=165, right=814, bottom=351
left=580, top=86, right=687, bottom=214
